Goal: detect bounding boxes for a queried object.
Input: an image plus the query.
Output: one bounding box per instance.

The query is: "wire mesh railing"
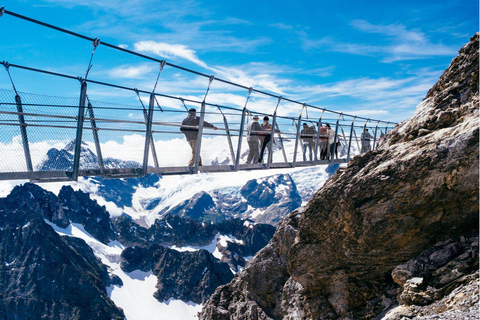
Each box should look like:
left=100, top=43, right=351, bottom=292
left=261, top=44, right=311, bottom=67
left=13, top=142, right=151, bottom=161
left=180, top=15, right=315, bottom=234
left=0, top=7, right=397, bottom=182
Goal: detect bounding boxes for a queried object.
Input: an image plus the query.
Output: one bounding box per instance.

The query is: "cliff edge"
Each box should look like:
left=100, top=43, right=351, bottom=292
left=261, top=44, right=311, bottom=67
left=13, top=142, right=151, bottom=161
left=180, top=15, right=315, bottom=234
left=199, top=33, right=479, bottom=320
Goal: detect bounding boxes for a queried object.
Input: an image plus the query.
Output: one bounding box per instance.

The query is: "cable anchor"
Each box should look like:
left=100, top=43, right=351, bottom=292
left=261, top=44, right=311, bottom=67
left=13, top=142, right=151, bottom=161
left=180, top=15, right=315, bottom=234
left=92, top=37, right=101, bottom=49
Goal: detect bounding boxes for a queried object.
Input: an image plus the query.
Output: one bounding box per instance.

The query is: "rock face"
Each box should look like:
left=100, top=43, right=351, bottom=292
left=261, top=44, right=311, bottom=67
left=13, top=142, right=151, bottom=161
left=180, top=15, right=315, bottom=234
left=200, top=209, right=304, bottom=320
left=114, top=214, right=275, bottom=273
left=0, top=185, right=124, bottom=320
left=383, top=235, right=479, bottom=320
left=121, top=244, right=234, bottom=304
left=199, top=34, right=479, bottom=320
left=0, top=182, right=276, bottom=319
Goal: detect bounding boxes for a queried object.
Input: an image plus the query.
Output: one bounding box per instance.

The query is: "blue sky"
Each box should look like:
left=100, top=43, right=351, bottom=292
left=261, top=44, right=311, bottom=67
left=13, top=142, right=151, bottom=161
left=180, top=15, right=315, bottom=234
left=1, top=0, right=478, bottom=125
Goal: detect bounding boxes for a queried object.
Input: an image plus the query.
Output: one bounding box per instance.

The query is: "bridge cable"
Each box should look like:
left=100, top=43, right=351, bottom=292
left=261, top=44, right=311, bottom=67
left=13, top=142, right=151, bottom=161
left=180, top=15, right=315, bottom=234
left=151, top=60, right=166, bottom=112
left=243, top=87, right=254, bottom=120
left=0, top=8, right=397, bottom=125
left=179, top=98, right=189, bottom=111
left=2, top=62, right=19, bottom=96
left=84, top=38, right=100, bottom=81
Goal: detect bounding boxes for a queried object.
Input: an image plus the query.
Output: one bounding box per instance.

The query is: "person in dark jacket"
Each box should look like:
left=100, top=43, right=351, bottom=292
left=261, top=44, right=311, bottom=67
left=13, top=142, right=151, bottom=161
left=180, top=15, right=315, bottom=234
left=180, top=108, right=217, bottom=166
left=245, top=115, right=265, bottom=164
left=300, top=123, right=316, bottom=161
left=258, top=116, right=280, bottom=163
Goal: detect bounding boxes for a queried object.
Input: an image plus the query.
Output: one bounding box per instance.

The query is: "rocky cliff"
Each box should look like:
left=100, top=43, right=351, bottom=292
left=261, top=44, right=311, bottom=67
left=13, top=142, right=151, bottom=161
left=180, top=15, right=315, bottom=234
left=199, top=34, right=479, bottom=320
left=0, top=184, right=124, bottom=320
left=0, top=181, right=276, bottom=319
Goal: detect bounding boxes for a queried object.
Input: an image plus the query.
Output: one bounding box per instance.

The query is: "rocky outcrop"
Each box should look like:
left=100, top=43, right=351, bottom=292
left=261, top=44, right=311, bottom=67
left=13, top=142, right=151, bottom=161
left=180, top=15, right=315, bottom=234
left=381, top=234, right=479, bottom=319
left=0, top=185, right=124, bottom=320
left=121, top=244, right=234, bottom=304
left=199, top=34, right=479, bottom=320
left=200, top=209, right=303, bottom=320
left=58, top=186, right=117, bottom=243
left=115, top=214, right=275, bottom=275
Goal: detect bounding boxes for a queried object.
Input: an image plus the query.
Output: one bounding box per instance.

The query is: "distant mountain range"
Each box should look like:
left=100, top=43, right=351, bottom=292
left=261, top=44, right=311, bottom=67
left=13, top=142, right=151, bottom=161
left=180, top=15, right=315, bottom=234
left=36, top=139, right=340, bottom=226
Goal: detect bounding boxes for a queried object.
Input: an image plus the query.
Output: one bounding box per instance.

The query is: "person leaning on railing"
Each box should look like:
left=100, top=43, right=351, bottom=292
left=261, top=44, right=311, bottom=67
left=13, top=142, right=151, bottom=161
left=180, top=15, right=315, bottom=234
left=245, top=115, right=265, bottom=164
left=180, top=108, right=218, bottom=167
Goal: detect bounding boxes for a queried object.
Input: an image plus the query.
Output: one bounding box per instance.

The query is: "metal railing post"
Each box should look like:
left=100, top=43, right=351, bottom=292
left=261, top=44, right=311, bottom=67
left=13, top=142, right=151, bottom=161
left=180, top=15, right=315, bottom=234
left=360, top=120, right=368, bottom=154
left=339, top=124, right=347, bottom=159
left=234, top=107, right=247, bottom=170
left=71, top=80, right=87, bottom=181
left=292, top=115, right=302, bottom=167
left=332, top=114, right=341, bottom=160
left=314, top=109, right=325, bottom=162
left=142, top=92, right=155, bottom=176
left=266, top=111, right=277, bottom=169
left=194, top=101, right=206, bottom=174
left=347, top=117, right=355, bottom=160
left=15, top=94, right=33, bottom=171
left=87, top=102, right=104, bottom=171
left=314, top=121, right=321, bottom=162
left=373, top=121, right=380, bottom=149
left=274, top=122, right=288, bottom=163
left=140, top=97, right=159, bottom=168
left=221, top=109, right=236, bottom=165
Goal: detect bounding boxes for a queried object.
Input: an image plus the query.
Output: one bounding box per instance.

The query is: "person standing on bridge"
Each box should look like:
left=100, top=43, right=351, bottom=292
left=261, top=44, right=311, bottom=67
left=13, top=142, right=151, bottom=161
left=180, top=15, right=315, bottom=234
left=245, top=115, right=265, bottom=164
left=319, top=124, right=329, bottom=160
left=361, top=128, right=373, bottom=153
left=326, top=123, right=335, bottom=160
left=258, top=116, right=280, bottom=163
left=180, top=108, right=218, bottom=167
left=300, top=123, right=316, bottom=161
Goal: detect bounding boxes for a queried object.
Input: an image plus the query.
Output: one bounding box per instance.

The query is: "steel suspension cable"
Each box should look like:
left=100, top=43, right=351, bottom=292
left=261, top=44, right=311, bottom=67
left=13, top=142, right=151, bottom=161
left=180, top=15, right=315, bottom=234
left=0, top=8, right=397, bottom=125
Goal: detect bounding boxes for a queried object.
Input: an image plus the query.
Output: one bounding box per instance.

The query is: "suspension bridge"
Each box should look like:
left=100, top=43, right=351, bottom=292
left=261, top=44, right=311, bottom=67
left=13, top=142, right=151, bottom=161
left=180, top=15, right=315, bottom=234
left=0, top=7, right=396, bottom=183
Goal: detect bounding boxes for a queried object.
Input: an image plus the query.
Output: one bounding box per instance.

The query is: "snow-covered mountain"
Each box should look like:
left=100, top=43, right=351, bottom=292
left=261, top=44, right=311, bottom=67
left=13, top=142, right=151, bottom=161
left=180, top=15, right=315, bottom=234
left=37, top=139, right=141, bottom=171
left=33, top=139, right=339, bottom=227
left=0, top=183, right=276, bottom=319
left=0, top=135, right=342, bottom=320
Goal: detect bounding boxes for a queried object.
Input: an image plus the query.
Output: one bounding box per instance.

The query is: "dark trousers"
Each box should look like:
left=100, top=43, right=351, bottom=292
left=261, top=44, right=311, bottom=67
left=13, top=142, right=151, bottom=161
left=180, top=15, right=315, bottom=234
left=258, top=135, right=271, bottom=163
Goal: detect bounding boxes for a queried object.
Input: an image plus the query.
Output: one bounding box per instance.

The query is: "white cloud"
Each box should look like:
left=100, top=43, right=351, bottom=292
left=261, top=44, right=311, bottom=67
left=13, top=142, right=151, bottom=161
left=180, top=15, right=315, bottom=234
left=134, top=41, right=209, bottom=69
left=303, top=20, right=458, bottom=62
left=108, top=64, right=154, bottom=79
left=350, top=20, right=426, bottom=42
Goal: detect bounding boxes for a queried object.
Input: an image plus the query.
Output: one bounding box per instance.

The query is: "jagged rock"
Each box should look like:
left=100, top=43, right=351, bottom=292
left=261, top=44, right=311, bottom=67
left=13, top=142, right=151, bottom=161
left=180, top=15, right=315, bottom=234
left=200, top=34, right=479, bottom=320
left=0, top=191, right=124, bottom=320
left=158, top=173, right=302, bottom=225
left=386, top=235, right=479, bottom=312
left=121, top=244, right=234, bottom=304
left=382, top=238, right=479, bottom=320
left=116, top=214, right=275, bottom=276
left=5, top=183, right=69, bottom=228
left=200, top=210, right=311, bottom=320
left=287, top=33, right=479, bottom=319
left=58, top=186, right=117, bottom=244
left=37, top=139, right=144, bottom=171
